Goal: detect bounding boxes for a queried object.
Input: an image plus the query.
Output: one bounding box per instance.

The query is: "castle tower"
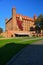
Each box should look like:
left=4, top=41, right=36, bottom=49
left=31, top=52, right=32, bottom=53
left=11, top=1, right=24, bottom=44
left=34, top=14, right=37, bottom=21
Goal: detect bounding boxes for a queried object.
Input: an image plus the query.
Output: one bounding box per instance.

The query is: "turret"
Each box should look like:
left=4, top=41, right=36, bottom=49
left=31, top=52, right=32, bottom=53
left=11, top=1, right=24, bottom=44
left=34, top=14, right=37, bottom=21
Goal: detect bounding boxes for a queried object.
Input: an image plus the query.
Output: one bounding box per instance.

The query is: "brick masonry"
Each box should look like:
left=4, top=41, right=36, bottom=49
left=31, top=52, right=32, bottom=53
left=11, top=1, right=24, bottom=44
left=1, top=8, right=37, bottom=37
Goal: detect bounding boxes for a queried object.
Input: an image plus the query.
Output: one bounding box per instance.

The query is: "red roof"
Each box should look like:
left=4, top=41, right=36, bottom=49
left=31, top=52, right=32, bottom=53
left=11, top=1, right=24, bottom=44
left=16, top=14, right=34, bottom=21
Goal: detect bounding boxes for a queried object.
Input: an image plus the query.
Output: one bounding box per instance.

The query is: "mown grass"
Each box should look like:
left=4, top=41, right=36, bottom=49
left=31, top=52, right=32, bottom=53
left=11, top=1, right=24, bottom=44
left=0, top=36, right=4, bottom=38
left=0, top=37, right=43, bottom=65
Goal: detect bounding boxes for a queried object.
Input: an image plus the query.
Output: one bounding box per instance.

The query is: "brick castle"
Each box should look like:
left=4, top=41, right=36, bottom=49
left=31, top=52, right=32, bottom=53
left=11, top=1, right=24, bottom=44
left=1, top=8, right=37, bottom=37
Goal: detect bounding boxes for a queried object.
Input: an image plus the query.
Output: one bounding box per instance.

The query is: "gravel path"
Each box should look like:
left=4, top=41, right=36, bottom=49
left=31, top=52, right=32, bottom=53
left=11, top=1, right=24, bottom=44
left=6, top=40, right=43, bottom=65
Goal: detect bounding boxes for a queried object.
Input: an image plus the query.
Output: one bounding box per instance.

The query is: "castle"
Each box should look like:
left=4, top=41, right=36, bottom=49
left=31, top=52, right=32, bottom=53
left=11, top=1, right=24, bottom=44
left=2, top=8, right=37, bottom=37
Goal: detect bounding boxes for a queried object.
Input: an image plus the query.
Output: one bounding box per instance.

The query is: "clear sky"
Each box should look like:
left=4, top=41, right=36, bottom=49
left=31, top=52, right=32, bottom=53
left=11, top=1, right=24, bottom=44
left=0, top=0, right=43, bottom=31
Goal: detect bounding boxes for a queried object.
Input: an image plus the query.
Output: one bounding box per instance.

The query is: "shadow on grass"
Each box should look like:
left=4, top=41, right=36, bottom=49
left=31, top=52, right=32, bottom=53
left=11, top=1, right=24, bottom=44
left=0, top=42, right=43, bottom=65
left=0, top=43, right=27, bottom=65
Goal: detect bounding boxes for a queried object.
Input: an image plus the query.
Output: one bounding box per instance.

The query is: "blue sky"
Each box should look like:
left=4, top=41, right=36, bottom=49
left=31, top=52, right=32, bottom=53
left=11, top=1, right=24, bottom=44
left=0, top=0, right=43, bottom=31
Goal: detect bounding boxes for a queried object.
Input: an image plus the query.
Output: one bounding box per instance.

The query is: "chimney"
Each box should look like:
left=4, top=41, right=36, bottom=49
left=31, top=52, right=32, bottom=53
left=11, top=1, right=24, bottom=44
left=12, top=8, right=16, bottom=19
left=12, top=8, right=18, bottom=30
left=5, top=18, right=8, bottom=23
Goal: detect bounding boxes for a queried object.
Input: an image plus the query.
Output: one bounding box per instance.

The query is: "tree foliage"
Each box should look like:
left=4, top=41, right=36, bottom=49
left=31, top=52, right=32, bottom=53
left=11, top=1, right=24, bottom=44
left=0, top=28, right=3, bottom=34
left=35, top=14, right=43, bottom=33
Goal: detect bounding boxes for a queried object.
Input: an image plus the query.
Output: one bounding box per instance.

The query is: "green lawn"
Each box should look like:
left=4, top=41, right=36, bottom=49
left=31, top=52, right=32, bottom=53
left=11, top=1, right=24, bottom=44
left=0, top=37, right=43, bottom=65
left=0, top=36, right=4, bottom=38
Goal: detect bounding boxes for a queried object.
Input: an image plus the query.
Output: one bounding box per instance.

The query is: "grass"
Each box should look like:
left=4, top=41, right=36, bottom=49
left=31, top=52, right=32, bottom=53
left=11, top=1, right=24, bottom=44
left=0, top=37, right=43, bottom=65
left=0, top=36, right=4, bottom=38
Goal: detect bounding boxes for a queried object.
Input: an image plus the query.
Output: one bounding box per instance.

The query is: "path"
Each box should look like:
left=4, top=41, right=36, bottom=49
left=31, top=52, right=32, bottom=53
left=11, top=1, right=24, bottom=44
left=6, top=40, right=43, bottom=65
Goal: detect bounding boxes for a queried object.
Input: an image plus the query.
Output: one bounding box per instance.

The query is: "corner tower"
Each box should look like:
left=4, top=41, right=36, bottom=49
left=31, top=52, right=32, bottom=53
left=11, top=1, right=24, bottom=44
left=34, top=14, right=37, bottom=21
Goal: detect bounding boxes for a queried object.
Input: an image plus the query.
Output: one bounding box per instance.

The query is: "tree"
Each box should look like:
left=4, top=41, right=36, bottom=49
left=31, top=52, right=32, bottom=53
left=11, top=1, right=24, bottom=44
left=35, top=14, right=43, bottom=34
left=0, top=28, right=3, bottom=34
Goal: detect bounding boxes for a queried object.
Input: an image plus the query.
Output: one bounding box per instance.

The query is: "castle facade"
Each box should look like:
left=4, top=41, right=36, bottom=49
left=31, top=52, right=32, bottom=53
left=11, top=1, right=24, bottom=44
left=5, top=8, right=36, bottom=37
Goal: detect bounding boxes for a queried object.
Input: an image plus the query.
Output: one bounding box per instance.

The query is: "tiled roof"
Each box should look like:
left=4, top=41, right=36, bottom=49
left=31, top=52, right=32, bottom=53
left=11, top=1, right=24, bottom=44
left=16, top=14, right=34, bottom=21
